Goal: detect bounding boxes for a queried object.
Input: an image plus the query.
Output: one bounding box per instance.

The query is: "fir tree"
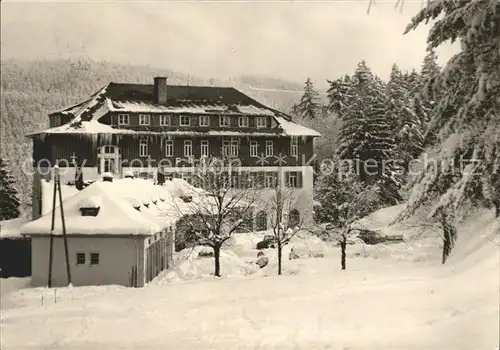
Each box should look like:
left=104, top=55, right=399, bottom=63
left=337, top=61, right=401, bottom=204
left=419, top=49, right=442, bottom=146
left=386, top=64, right=424, bottom=170
left=0, top=158, right=20, bottom=220
left=326, top=75, right=352, bottom=113
left=399, top=0, right=500, bottom=227
left=420, top=49, right=441, bottom=82
left=294, top=78, right=322, bottom=119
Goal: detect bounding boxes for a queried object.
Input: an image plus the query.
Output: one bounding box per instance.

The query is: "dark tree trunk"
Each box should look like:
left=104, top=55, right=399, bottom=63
left=440, top=211, right=457, bottom=264
left=340, top=234, right=347, bottom=270
left=214, top=245, right=221, bottom=277
left=277, top=243, right=282, bottom=275
left=494, top=200, right=499, bottom=218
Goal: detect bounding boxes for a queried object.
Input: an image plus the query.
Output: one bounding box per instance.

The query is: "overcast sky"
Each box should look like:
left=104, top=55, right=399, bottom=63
left=1, top=0, right=457, bottom=86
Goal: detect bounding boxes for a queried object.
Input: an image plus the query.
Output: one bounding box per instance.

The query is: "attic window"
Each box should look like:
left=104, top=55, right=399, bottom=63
left=78, top=196, right=102, bottom=216
left=80, top=207, right=100, bottom=216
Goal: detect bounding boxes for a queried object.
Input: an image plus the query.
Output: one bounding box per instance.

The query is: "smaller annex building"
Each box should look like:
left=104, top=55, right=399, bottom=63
left=21, top=177, right=197, bottom=288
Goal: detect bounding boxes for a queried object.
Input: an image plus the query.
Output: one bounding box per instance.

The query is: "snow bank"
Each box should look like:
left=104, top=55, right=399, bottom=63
left=0, top=218, right=30, bottom=239
left=0, top=277, right=30, bottom=299
left=155, top=246, right=260, bottom=284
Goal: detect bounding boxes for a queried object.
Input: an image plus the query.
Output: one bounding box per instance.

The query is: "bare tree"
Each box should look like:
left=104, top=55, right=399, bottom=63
left=173, top=157, right=260, bottom=277
left=268, top=171, right=305, bottom=275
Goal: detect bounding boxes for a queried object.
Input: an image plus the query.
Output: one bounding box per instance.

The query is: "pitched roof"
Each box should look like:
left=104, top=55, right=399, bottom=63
left=27, top=82, right=321, bottom=137
left=21, top=178, right=209, bottom=237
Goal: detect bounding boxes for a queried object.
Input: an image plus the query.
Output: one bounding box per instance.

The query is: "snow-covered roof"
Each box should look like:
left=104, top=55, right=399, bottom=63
left=22, top=181, right=162, bottom=236
left=0, top=218, right=30, bottom=239
left=23, top=178, right=207, bottom=237
left=274, top=116, right=322, bottom=137
left=28, top=82, right=321, bottom=138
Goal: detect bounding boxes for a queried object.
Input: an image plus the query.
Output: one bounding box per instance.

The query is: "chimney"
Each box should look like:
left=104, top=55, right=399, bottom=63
left=154, top=77, right=168, bottom=105
left=102, top=172, right=114, bottom=182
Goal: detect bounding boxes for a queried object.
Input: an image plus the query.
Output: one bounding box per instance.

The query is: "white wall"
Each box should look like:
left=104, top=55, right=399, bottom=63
left=30, top=235, right=145, bottom=288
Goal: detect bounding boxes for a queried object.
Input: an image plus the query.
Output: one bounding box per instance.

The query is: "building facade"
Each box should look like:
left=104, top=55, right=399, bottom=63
left=21, top=179, right=176, bottom=288
left=28, top=77, right=321, bottom=227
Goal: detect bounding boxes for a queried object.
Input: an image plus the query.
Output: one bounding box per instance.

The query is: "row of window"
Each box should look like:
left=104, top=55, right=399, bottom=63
left=138, top=138, right=299, bottom=158
left=117, top=114, right=268, bottom=128
left=164, top=170, right=303, bottom=189
left=76, top=252, right=100, bottom=265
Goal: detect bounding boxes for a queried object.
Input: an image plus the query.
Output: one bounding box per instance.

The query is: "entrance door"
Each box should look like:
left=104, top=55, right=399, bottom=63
left=98, top=145, right=121, bottom=174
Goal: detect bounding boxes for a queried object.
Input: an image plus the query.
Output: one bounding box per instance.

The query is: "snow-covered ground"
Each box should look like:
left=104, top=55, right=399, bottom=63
left=1, top=206, right=498, bottom=349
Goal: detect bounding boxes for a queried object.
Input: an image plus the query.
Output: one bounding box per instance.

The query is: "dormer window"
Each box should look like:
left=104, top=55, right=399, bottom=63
left=53, top=115, right=62, bottom=127
left=256, top=116, right=267, bottom=128
left=199, top=115, right=209, bottom=127
left=180, top=115, right=190, bottom=126
left=79, top=196, right=102, bottom=217
left=238, top=116, right=249, bottom=127
left=125, top=197, right=142, bottom=211
left=159, top=115, right=170, bottom=126
left=219, top=115, right=230, bottom=127
left=118, top=114, right=130, bottom=125
left=139, top=114, right=150, bottom=125
left=80, top=208, right=100, bottom=216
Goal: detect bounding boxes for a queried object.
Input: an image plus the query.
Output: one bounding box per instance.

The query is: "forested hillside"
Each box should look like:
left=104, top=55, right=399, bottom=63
left=0, top=58, right=315, bottom=216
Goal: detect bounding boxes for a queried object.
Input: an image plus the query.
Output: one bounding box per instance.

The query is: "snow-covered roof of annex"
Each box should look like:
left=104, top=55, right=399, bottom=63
left=26, top=83, right=321, bottom=138
left=20, top=178, right=205, bottom=237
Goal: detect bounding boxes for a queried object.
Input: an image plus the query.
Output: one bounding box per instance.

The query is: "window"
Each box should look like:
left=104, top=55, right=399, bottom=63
left=220, top=115, right=230, bottom=127
left=184, top=140, right=193, bottom=157
left=199, top=115, right=209, bottom=127
left=265, top=140, right=274, bottom=157
left=160, top=115, right=170, bottom=126
left=117, top=114, right=129, bottom=125
left=230, top=138, right=239, bottom=157
left=265, top=172, right=277, bottom=188
left=250, top=141, right=258, bottom=157
left=90, top=253, right=99, bottom=265
left=53, top=115, right=61, bottom=127
left=256, top=116, right=267, bottom=128
left=222, top=139, right=231, bottom=157
left=76, top=252, right=85, bottom=265
left=238, top=116, right=249, bottom=127
left=288, top=172, right=298, bottom=188
left=201, top=140, right=209, bottom=157
left=139, top=139, right=148, bottom=157
left=80, top=207, right=100, bottom=216
left=165, top=139, right=174, bottom=157
left=291, top=137, right=298, bottom=157
left=180, top=115, right=190, bottom=126
left=285, top=171, right=303, bottom=188
left=139, top=114, right=150, bottom=125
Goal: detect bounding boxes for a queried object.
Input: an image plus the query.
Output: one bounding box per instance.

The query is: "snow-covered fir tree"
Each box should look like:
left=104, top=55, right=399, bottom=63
left=337, top=61, right=402, bottom=205
left=420, top=49, right=441, bottom=83
left=315, top=157, right=382, bottom=226
left=419, top=49, right=442, bottom=146
left=386, top=64, right=424, bottom=170
left=0, top=158, right=20, bottom=220
left=326, top=75, right=352, bottom=113
left=294, top=78, right=322, bottom=119
left=398, top=0, right=500, bottom=227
